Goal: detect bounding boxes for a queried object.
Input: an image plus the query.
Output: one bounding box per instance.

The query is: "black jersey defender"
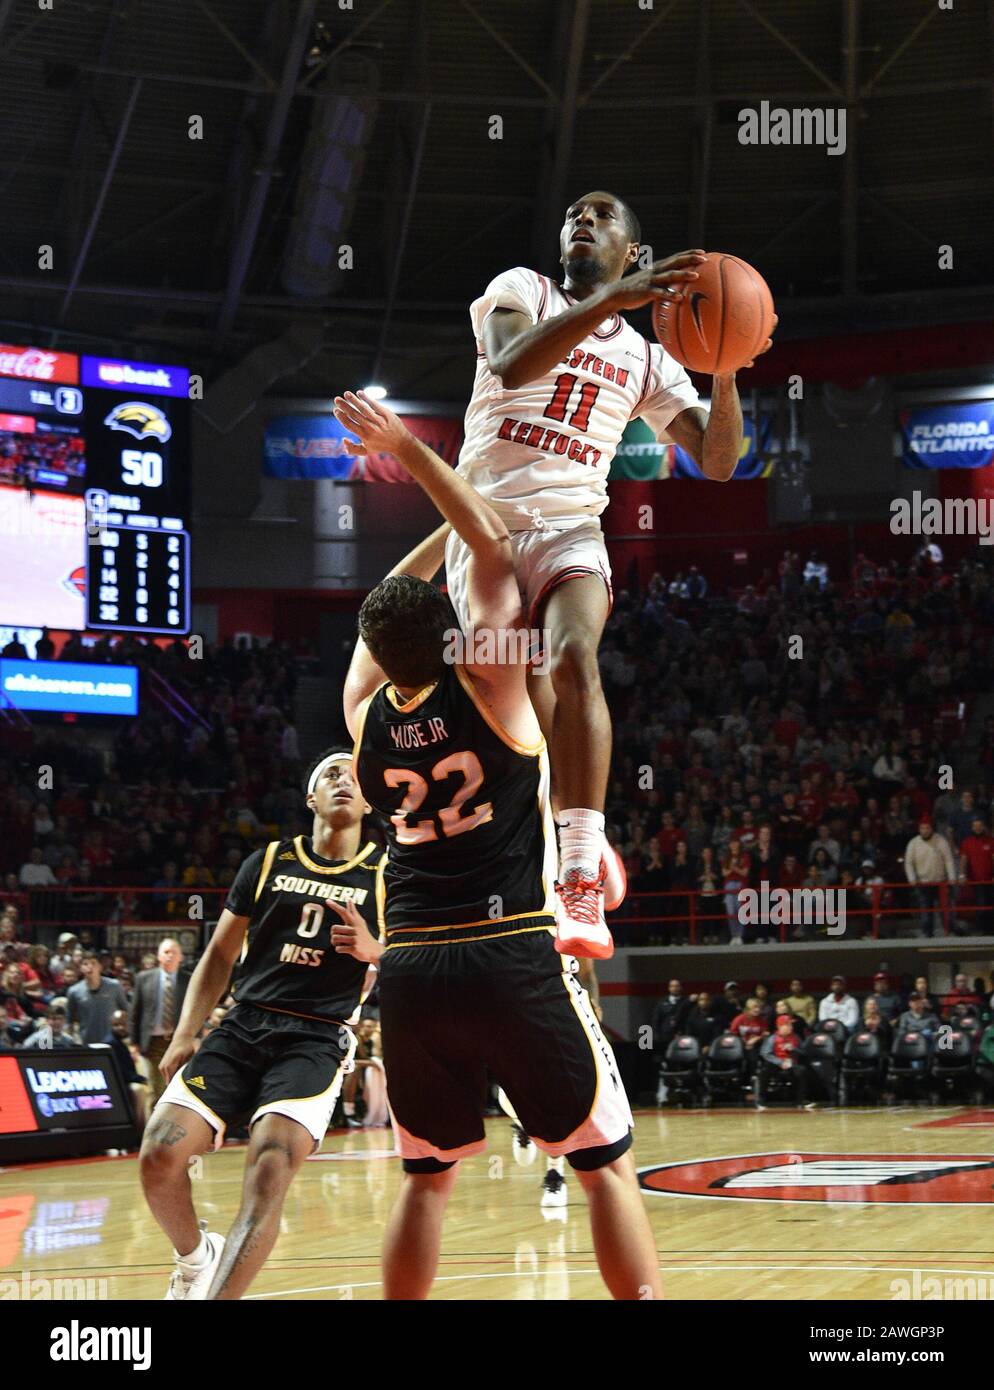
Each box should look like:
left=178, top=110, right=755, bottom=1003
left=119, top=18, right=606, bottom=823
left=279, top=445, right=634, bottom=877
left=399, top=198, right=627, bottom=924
left=353, top=663, right=631, bottom=1169
left=354, top=663, right=557, bottom=948
left=225, top=833, right=385, bottom=1024
left=158, top=834, right=385, bottom=1148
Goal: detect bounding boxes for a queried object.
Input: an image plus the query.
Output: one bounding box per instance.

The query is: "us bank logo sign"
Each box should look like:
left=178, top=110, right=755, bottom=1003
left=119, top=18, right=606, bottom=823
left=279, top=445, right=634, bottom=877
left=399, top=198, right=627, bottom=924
left=638, top=1152, right=994, bottom=1204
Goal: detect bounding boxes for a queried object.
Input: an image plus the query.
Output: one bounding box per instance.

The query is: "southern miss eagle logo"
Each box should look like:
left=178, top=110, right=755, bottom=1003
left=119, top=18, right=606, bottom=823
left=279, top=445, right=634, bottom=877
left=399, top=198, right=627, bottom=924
left=638, top=1151, right=994, bottom=1204
left=103, top=400, right=172, bottom=443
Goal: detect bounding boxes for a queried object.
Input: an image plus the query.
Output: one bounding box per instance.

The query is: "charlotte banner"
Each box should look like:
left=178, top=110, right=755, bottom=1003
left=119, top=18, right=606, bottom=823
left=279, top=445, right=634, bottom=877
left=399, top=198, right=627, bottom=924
left=610, top=412, right=773, bottom=481
left=900, top=401, right=994, bottom=470
left=264, top=413, right=463, bottom=480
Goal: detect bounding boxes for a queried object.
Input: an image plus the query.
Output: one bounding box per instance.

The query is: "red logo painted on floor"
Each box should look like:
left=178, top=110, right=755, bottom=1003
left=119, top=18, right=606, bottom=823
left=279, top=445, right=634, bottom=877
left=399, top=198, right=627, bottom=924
left=913, top=1109, right=994, bottom=1129
left=639, top=1152, right=994, bottom=1203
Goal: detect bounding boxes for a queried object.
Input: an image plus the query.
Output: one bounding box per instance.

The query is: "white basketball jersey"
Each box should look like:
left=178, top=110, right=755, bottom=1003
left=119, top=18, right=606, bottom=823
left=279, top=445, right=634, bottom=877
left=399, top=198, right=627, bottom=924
left=456, top=266, right=701, bottom=526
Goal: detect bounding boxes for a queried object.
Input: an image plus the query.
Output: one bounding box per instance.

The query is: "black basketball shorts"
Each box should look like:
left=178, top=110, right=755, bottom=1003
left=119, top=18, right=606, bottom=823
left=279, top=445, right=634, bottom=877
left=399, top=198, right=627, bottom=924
left=377, top=930, right=634, bottom=1172
left=156, top=1002, right=356, bottom=1148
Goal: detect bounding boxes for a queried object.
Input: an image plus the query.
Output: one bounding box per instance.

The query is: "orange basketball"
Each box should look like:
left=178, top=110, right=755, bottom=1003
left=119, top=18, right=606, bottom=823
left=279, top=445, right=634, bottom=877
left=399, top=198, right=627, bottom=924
left=652, top=252, right=775, bottom=375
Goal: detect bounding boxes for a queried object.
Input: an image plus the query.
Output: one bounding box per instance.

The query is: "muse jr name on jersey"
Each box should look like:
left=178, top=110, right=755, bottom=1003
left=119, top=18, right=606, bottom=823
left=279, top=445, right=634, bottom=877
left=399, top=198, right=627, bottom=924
left=389, top=715, right=449, bottom=751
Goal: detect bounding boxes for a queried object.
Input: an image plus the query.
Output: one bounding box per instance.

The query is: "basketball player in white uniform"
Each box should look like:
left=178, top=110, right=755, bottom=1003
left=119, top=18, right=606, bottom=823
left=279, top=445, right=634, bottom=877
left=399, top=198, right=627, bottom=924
left=446, top=190, right=775, bottom=957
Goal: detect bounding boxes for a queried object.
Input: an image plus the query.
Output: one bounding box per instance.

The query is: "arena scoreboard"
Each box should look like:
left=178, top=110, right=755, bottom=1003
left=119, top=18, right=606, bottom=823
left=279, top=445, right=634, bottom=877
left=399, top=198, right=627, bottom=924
left=0, top=344, right=191, bottom=635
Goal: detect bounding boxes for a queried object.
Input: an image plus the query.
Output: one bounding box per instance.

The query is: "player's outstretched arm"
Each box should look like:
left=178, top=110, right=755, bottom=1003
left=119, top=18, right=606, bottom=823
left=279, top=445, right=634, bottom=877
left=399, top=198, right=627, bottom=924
left=158, top=909, right=246, bottom=1083
left=343, top=521, right=451, bottom=728
left=334, top=390, right=521, bottom=637
left=483, top=250, right=707, bottom=389
left=334, top=392, right=508, bottom=557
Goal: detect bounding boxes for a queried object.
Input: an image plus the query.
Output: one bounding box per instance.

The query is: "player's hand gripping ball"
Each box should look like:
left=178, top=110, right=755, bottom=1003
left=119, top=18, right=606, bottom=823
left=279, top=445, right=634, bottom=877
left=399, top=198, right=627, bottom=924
left=652, top=252, right=776, bottom=375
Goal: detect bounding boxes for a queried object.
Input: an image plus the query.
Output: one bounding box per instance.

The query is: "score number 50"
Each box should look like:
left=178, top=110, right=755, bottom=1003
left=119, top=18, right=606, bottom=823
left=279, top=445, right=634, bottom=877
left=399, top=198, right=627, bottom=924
left=120, top=450, right=163, bottom=488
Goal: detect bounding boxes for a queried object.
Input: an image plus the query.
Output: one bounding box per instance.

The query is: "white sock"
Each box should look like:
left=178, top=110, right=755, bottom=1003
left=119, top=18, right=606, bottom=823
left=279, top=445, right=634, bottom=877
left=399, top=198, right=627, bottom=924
left=343, top=1101, right=355, bottom=1116
left=557, top=808, right=605, bottom=878
left=177, top=1231, right=209, bottom=1266
left=547, top=1155, right=565, bottom=1176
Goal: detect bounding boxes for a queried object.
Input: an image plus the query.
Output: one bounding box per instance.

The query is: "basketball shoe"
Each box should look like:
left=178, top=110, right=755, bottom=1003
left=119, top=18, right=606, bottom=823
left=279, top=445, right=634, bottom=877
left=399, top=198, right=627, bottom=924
left=164, top=1221, right=225, bottom=1300
left=554, top=865, right=614, bottom=959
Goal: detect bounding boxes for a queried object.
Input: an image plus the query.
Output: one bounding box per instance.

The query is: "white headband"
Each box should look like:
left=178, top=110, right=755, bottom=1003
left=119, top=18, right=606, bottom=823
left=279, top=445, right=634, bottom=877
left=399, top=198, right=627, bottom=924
left=306, top=752, right=353, bottom=797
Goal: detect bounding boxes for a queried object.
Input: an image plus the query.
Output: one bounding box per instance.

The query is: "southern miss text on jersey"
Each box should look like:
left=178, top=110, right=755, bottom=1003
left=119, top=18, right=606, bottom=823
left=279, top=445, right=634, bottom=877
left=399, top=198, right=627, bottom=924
left=457, top=266, right=701, bottom=524
left=354, top=665, right=557, bottom=946
left=225, top=835, right=385, bottom=1025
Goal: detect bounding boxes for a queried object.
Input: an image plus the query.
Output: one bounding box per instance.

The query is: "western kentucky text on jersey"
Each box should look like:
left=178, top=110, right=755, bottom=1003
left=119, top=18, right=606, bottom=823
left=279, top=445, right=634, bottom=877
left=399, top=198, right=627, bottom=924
left=562, top=348, right=629, bottom=383
left=457, top=266, right=700, bottom=523
left=496, top=417, right=602, bottom=466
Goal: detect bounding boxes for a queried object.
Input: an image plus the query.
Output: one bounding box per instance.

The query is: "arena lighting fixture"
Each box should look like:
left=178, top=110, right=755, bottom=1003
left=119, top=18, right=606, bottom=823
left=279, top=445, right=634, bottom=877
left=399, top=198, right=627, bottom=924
left=362, top=385, right=388, bottom=400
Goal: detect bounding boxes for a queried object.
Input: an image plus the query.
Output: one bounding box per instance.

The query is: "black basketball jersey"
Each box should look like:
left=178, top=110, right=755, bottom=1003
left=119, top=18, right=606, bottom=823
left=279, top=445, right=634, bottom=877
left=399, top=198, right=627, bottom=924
left=354, top=664, right=556, bottom=947
left=224, top=835, right=385, bottom=1025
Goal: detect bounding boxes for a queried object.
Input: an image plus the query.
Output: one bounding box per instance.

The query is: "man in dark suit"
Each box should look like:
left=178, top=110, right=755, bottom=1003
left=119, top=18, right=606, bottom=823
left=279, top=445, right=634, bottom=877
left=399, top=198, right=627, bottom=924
left=129, top=938, right=189, bottom=1106
left=651, top=978, right=690, bottom=1060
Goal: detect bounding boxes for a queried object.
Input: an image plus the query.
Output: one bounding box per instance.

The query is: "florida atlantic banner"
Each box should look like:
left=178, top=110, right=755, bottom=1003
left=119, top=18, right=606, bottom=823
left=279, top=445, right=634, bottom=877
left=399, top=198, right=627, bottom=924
left=901, top=401, right=994, bottom=470
left=611, top=413, right=772, bottom=481
left=264, top=413, right=464, bottom=480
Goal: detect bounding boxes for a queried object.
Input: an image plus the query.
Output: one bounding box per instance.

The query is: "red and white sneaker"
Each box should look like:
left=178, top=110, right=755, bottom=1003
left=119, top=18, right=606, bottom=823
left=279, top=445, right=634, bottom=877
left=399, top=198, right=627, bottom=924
left=600, top=842, right=627, bottom=912
left=554, top=865, right=614, bottom=960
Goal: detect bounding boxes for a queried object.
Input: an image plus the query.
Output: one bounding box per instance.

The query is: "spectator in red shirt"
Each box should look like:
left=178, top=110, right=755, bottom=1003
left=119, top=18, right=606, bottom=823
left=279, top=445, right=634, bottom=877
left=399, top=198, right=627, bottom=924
left=825, top=770, right=860, bottom=818
left=729, top=998, right=770, bottom=1072
left=942, top=973, right=981, bottom=1016
left=771, top=1010, right=801, bottom=1059
left=800, top=743, right=832, bottom=785
left=734, top=810, right=759, bottom=853
left=958, top=816, right=994, bottom=931
left=775, top=857, right=805, bottom=903
left=773, top=706, right=801, bottom=752
left=796, top=778, right=824, bottom=827
left=651, top=811, right=686, bottom=862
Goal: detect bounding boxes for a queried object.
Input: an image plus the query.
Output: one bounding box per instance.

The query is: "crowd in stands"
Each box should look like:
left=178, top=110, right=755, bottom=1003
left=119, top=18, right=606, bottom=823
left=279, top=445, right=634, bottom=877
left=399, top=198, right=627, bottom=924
left=2, top=549, right=994, bottom=953
left=0, top=904, right=385, bottom=1138
left=652, top=970, right=994, bottom=1107
left=1, top=633, right=321, bottom=933
left=600, top=549, right=994, bottom=942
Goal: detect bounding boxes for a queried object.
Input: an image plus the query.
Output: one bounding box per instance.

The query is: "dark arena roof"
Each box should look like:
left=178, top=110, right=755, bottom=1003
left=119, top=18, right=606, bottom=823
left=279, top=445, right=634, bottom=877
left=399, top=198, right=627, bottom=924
left=1, top=0, right=992, bottom=398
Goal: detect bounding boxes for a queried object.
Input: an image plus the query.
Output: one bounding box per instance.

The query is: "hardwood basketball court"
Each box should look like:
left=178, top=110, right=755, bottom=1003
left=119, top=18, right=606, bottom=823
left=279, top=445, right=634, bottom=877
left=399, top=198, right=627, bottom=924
left=2, top=1107, right=991, bottom=1301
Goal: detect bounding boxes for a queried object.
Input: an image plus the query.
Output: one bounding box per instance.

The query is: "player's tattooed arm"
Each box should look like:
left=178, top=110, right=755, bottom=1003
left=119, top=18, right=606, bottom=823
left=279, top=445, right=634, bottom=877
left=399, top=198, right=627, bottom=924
left=667, top=377, right=744, bottom=483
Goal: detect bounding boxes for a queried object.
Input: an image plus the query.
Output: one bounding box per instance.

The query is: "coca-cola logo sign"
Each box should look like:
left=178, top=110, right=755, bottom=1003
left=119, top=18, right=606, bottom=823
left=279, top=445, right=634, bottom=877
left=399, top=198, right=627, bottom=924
left=0, top=344, right=79, bottom=384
